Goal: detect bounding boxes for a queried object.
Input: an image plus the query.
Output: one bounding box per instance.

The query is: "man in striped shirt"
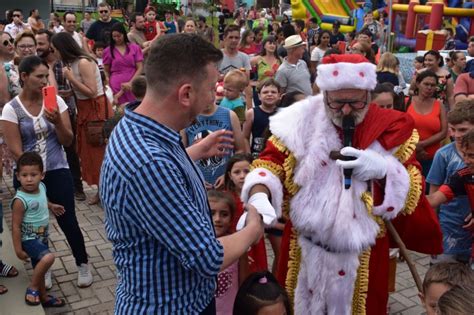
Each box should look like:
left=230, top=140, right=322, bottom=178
left=100, top=34, right=264, bottom=314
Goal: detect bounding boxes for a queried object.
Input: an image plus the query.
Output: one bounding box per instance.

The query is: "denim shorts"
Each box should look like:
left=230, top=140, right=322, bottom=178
left=22, top=237, right=50, bottom=268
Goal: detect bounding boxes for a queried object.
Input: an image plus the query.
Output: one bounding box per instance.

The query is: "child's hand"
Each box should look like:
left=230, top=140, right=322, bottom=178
left=16, top=250, right=29, bottom=261
left=214, top=175, right=225, bottom=190
left=462, top=213, right=474, bottom=231
left=49, top=203, right=65, bottom=216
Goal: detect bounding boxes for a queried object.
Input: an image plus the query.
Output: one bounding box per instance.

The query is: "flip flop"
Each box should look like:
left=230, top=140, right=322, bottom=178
left=41, top=295, right=65, bottom=308
left=0, top=284, right=7, bottom=295
left=25, top=288, right=40, bottom=306
left=0, top=262, right=18, bottom=277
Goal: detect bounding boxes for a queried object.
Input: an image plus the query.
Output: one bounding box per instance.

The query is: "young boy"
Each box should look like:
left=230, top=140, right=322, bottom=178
left=182, top=93, right=246, bottom=190
left=426, top=100, right=474, bottom=265
left=220, top=69, right=249, bottom=124
left=419, top=262, right=474, bottom=315
left=242, top=79, right=281, bottom=158
left=11, top=152, right=65, bottom=307
left=143, top=6, right=161, bottom=41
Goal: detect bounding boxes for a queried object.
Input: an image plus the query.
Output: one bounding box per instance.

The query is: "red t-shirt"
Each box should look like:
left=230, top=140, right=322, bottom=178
left=144, top=21, right=157, bottom=41
left=454, top=73, right=474, bottom=98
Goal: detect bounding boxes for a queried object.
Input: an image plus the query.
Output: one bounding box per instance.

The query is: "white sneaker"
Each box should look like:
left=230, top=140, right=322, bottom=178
left=45, top=269, right=52, bottom=290
left=77, top=263, right=93, bottom=288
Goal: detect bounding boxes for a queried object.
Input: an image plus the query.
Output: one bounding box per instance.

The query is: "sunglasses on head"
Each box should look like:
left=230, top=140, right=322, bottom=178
left=2, top=38, right=14, bottom=46
left=99, top=10, right=108, bottom=13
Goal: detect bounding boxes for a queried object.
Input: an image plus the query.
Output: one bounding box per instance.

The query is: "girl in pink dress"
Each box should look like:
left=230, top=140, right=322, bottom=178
left=103, top=23, right=143, bottom=105
left=208, top=190, right=249, bottom=315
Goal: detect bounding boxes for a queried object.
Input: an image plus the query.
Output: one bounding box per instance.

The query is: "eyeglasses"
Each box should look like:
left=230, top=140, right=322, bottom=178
left=17, top=44, right=35, bottom=50
left=99, top=10, right=109, bottom=14
left=2, top=38, right=14, bottom=46
left=327, top=100, right=367, bottom=110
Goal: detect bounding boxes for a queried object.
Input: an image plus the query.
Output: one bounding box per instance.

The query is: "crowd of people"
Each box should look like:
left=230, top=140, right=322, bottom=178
left=0, top=2, right=473, bottom=314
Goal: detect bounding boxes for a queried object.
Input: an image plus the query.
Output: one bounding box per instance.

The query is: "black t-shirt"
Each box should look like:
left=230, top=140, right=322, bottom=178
left=329, top=32, right=345, bottom=46
left=86, top=19, right=120, bottom=46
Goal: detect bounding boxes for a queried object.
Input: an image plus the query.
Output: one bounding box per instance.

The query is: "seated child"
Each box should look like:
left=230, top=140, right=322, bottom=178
left=419, top=262, right=474, bottom=315
left=11, top=152, right=65, bottom=307
left=437, top=284, right=474, bottom=315
left=220, top=69, right=249, bottom=124
left=208, top=190, right=249, bottom=315
left=233, top=270, right=291, bottom=315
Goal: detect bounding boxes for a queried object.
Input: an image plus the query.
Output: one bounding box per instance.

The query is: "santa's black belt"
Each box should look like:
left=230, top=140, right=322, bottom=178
left=304, top=236, right=341, bottom=253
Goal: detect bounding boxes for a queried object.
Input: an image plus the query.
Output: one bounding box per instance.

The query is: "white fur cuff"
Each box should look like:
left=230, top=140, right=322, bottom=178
left=241, top=168, right=283, bottom=218
left=372, top=155, right=410, bottom=220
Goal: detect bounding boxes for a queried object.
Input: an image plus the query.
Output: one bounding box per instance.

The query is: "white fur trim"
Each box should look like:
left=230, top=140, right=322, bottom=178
left=241, top=168, right=283, bottom=218
left=316, top=62, right=377, bottom=91
left=369, top=142, right=410, bottom=220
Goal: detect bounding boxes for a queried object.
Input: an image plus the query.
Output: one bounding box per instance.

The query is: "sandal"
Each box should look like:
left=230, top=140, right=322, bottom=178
left=42, top=295, right=66, bottom=308
left=0, top=284, right=7, bottom=295
left=25, top=288, right=40, bottom=306
left=0, top=262, right=18, bottom=277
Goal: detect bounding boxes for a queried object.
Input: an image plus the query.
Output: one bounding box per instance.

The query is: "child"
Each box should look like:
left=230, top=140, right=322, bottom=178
left=413, top=56, right=424, bottom=73
left=243, top=79, right=281, bottom=158
left=233, top=271, right=291, bottom=315
left=11, top=152, right=65, bottom=307
left=419, top=262, right=474, bottom=315
left=182, top=94, right=246, bottom=190
left=208, top=190, right=249, bottom=315
left=92, top=41, right=105, bottom=70
left=143, top=6, right=161, bottom=41
left=224, top=153, right=267, bottom=272
left=220, top=69, right=249, bottom=124
left=437, top=284, right=474, bottom=315
left=426, top=100, right=474, bottom=265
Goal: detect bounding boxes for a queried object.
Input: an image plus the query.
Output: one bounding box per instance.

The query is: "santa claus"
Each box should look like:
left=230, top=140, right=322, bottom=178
left=238, top=54, right=442, bottom=314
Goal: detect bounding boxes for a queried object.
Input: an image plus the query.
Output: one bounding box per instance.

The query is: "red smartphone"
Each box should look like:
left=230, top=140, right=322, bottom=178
left=43, top=86, right=58, bottom=112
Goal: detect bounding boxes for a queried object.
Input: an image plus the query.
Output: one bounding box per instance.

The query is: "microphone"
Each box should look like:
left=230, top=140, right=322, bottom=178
left=342, top=115, right=355, bottom=189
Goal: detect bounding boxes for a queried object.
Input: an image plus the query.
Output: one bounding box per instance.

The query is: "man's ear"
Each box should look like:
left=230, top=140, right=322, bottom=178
left=177, top=83, right=192, bottom=109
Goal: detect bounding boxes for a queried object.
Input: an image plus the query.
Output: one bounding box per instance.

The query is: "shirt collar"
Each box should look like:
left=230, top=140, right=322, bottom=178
left=124, top=106, right=182, bottom=144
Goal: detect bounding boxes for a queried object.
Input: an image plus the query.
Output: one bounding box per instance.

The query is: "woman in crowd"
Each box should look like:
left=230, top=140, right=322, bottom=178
left=447, top=51, right=466, bottom=84
left=239, top=30, right=259, bottom=56
left=410, top=50, right=454, bottom=110
left=350, top=40, right=375, bottom=64
left=406, top=70, right=447, bottom=178
left=0, top=55, right=92, bottom=288
left=376, top=52, right=399, bottom=86
left=14, top=31, right=36, bottom=60
left=310, top=30, right=331, bottom=74
left=51, top=32, right=112, bottom=205
left=182, top=18, right=197, bottom=34
left=103, top=23, right=143, bottom=106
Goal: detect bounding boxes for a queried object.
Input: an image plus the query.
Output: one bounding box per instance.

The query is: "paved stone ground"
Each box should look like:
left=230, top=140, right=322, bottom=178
left=1, top=177, right=430, bottom=315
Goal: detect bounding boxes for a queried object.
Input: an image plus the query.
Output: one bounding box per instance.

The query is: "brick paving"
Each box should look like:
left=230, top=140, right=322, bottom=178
left=1, top=177, right=431, bottom=314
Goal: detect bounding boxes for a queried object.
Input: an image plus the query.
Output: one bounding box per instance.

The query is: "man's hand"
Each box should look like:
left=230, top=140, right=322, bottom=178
left=463, top=213, right=474, bottom=232
left=195, top=129, right=234, bottom=159
left=336, top=147, right=387, bottom=181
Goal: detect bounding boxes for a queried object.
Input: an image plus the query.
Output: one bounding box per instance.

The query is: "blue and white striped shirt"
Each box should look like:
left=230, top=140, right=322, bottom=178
left=100, top=108, right=224, bottom=314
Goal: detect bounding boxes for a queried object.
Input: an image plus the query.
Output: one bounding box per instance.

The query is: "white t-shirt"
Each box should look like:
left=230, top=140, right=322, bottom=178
left=53, top=25, right=64, bottom=33
left=310, top=47, right=327, bottom=63
left=1, top=95, right=69, bottom=171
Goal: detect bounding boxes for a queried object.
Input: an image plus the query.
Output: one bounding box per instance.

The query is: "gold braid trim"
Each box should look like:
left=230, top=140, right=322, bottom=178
left=361, top=192, right=386, bottom=238
left=269, top=135, right=289, bottom=154
left=394, top=129, right=419, bottom=164
left=352, top=248, right=371, bottom=315
left=251, top=159, right=285, bottom=179
left=401, top=165, right=423, bottom=215
left=285, top=227, right=301, bottom=308
left=284, top=153, right=300, bottom=196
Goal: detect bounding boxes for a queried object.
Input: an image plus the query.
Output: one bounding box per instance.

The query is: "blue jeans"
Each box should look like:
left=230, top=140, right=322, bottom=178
left=22, top=237, right=50, bottom=269
left=14, top=168, right=88, bottom=266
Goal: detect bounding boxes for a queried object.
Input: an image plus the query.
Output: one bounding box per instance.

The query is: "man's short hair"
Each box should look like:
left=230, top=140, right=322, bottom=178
left=257, top=78, right=281, bottom=93
left=63, top=11, right=76, bottom=21
left=129, top=12, right=143, bottom=25
left=36, top=29, right=53, bottom=42
left=224, top=69, right=248, bottom=91
left=145, top=34, right=222, bottom=96
left=131, top=75, right=146, bottom=99
left=12, top=8, right=22, bottom=14
left=98, top=2, right=110, bottom=9
left=294, top=19, right=305, bottom=30
left=448, top=100, right=474, bottom=125
left=422, top=262, right=474, bottom=294
left=224, top=24, right=240, bottom=38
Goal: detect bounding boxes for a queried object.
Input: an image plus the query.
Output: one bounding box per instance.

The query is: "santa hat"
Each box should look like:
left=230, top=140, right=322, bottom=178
left=316, top=54, right=377, bottom=92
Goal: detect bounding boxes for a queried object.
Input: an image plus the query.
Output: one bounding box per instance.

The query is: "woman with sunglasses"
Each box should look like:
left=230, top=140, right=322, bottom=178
left=406, top=70, right=448, bottom=179
left=1, top=55, right=93, bottom=289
